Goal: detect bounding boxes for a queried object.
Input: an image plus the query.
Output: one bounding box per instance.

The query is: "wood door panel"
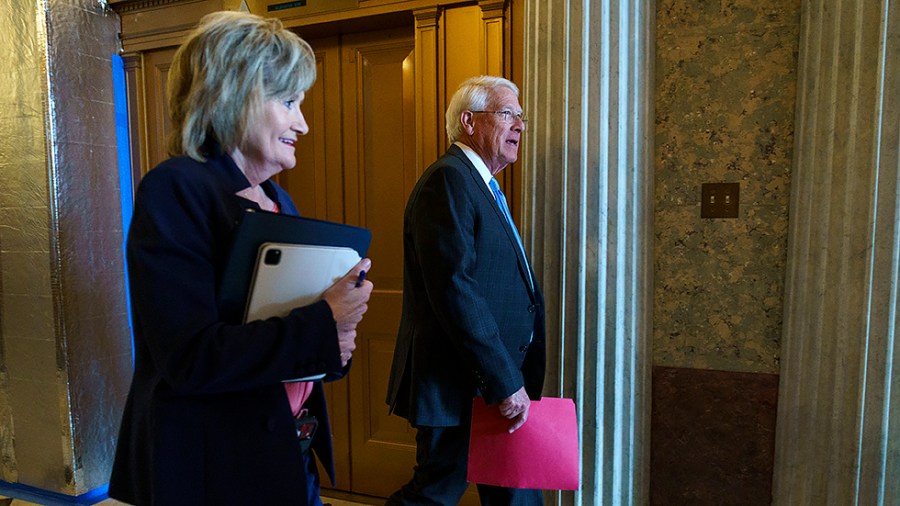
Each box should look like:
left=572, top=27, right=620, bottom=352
left=341, top=29, right=418, bottom=498
left=142, top=47, right=176, bottom=173
left=276, top=35, right=354, bottom=490
left=358, top=48, right=416, bottom=291
left=364, top=333, right=412, bottom=441
left=276, top=36, right=343, bottom=222
left=357, top=292, right=408, bottom=442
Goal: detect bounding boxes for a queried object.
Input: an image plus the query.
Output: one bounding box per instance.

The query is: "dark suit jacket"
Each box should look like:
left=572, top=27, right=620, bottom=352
left=386, top=144, right=546, bottom=427
left=109, top=147, right=344, bottom=505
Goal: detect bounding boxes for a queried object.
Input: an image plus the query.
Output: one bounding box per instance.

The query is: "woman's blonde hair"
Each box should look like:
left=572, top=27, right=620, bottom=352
left=167, top=11, right=316, bottom=161
left=445, top=75, right=519, bottom=144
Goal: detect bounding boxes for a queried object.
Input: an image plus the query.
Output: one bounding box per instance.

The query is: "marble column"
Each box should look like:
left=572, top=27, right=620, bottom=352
left=773, top=0, right=900, bottom=504
left=521, top=1, right=654, bottom=504
left=0, top=0, right=130, bottom=498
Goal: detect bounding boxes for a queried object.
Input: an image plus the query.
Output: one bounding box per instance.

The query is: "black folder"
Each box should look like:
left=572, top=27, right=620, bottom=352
left=218, top=209, right=372, bottom=319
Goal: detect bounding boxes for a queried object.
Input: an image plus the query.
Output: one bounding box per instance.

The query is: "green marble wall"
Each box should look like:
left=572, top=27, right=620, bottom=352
left=654, top=0, right=800, bottom=373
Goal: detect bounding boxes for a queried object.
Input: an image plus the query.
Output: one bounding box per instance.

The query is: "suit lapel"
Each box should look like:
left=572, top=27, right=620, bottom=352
left=446, top=146, right=535, bottom=298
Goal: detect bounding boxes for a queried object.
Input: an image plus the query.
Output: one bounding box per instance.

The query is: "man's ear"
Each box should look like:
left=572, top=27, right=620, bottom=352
left=460, top=111, right=476, bottom=135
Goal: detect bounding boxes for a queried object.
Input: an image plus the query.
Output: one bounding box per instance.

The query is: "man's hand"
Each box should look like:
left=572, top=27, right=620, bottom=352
left=498, top=386, right=530, bottom=433
left=322, top=258, right=373, bottom=366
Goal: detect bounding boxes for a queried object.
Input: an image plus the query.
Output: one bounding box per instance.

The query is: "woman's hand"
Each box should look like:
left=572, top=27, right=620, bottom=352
left=322, top=258, right=373, bottom=366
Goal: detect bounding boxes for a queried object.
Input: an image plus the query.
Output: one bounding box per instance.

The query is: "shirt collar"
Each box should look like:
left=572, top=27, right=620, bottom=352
left=453, top=141, right=493, bottom=188
left=204, top=146, right=281, bottom=210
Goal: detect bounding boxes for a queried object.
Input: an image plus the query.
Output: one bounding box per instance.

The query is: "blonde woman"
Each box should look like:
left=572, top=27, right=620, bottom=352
left=109, top=12, right=373, bottom=505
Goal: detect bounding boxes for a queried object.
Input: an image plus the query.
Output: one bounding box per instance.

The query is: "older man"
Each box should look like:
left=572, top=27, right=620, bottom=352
left=385, top=76, right=546, bottom=506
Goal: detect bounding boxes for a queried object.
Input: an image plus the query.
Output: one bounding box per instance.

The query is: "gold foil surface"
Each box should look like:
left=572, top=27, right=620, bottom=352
left=1, top=0, right=52, bottom=487
left=1, top=0, right=131, bottom=496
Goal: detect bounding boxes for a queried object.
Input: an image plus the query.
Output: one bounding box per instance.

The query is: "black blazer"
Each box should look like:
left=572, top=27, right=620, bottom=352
left=386, top=145, right=546, bottom=427
left=109, top=148, right=344, bottom=505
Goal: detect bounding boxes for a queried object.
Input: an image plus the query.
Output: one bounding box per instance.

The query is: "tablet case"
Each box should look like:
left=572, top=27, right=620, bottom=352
left=244, top=243, right=361, bottom=323
left=218, top=209, right=372, bottom=321
left=244, top=242, right=362, bottom=383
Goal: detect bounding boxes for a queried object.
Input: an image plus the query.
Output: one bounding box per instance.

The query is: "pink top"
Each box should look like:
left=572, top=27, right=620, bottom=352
left=285, top=380, right=314, bottom=416
left=271, top=200, right=314, bottom=416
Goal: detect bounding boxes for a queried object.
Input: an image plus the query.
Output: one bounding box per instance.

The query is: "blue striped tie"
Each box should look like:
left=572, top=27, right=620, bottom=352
left=489, top=177, right=533, bottom=290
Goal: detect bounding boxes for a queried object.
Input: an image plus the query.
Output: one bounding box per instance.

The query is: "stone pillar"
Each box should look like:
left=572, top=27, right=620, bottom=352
left=0, top=0, right=131, bottom=498
left=773, top=0, right=900, bottom=504
left=521, top=1, right=654, bottom=504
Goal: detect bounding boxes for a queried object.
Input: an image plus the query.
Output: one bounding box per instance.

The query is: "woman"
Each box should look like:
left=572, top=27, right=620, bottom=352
left=108, top=11, right=373, bottom=506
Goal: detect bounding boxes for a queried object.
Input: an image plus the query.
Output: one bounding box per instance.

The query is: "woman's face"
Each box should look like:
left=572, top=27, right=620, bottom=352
left=236, top=92, right=309, bottom=184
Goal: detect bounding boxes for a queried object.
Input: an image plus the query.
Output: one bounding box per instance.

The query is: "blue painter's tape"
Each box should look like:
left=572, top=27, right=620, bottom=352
left=111, top=53, right=136, bottom=364
left=0, top=481, right=108, bottom=505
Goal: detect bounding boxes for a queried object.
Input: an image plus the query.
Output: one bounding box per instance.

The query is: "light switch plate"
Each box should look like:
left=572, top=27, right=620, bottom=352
left=701, top=182, right=740, bottom=219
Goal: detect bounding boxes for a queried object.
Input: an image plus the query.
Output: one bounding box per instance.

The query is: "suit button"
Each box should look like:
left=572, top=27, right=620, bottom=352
left=527, top=304, right=536, bottom=313
left=518, top=345, right=528, bottom=353
left=266, top=418, right=277, bottom=432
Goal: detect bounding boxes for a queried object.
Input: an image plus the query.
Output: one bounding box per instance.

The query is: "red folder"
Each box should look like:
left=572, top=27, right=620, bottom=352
left=467, top=396, right=580, bottom=490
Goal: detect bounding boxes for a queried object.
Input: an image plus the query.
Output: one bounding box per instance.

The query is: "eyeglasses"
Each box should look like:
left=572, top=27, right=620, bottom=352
left=470, top=110, right=528, bottom=126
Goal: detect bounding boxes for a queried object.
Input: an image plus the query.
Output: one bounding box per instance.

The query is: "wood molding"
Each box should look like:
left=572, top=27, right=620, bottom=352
left=478, top=0, right=505, bottom=77
left=275, top=0, right=460, bottom=29
left=477, top=0, right=506, bottom=19
left=109, top=0, right=194, bottom=12
left=414, top=6, right=441, bottom=171
left=121, top=53, right=148, bottom=196
left=413, top=6, right=440, bottom=25
left=120, top=53, right=143, bottom=71
left=112, top=0, right=473, bottom=52
left=114, top=0, right=226, bottom=52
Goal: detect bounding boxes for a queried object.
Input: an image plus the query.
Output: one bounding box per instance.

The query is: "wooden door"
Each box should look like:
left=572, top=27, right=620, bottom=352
left=275, top=34, right=356, bottom=489
left=339, top=28, right=419, bottom=498
left=331, top=28, right=478, bottom=504
left=277, top=28, right=423, bottom=498
left=140, top=47, right=177, bottom=176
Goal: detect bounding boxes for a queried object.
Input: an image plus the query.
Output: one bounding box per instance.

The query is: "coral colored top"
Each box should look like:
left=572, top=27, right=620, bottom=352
left=285, top=380, right=314, bottom=416
left=272, top=201, right=314, bottom=416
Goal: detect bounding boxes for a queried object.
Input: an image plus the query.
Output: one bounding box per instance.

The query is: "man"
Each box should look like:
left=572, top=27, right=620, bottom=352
left=385, top=75, right=546, bottom=506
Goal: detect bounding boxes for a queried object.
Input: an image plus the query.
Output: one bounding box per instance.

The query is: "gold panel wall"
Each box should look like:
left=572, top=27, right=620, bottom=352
left=0, top=0, right=131, bottom=496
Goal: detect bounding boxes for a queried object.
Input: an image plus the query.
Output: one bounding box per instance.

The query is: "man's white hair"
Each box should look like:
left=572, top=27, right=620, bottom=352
left=445, top=76, right=519, bottom=144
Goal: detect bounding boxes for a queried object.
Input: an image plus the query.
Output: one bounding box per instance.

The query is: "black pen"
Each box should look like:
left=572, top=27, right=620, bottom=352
left=355, top=270, right=367, bottom=288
